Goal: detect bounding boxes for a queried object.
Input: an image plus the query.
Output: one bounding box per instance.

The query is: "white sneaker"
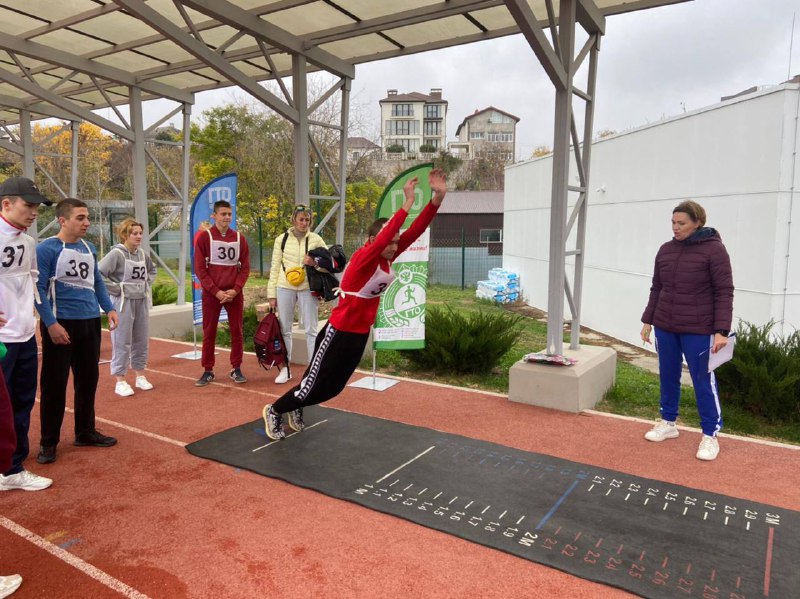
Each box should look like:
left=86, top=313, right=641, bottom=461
left=115, top=381, right=135, bottom=397
left=696, top=435, right=720, bottom=461
left=275, top=366, right=291, bottom=384
left=0, top=574, right=22, bottom=598
left=644, top=420, right=679, bottom=442
left=135, top=376, right=154, bottom=390
left=0, top=470, right=53, bottom=492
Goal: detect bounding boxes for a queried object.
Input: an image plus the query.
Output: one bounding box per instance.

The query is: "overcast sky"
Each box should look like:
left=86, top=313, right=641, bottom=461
left=180, top=0, right=798, bottom=161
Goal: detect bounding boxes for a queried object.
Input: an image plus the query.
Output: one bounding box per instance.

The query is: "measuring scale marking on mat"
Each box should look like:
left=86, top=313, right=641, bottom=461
left=352, top=440, right=789, bottom=599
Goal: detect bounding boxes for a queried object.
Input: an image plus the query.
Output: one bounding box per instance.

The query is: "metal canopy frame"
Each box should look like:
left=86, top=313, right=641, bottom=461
left=0, top=0, right=690, bottom=338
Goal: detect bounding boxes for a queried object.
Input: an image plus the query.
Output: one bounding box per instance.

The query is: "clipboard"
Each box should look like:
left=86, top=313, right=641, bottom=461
left=708, top=333, right=736, bottom=372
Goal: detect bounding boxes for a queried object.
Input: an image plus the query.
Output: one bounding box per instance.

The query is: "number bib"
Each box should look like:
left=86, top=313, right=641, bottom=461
left=208, top=230, right=240, bottom=266
left=351, top=265, right=396, bottom=298
left=122, top=258, right=148, bottom=286
left=0, top=233, right=32, bottom=278
left=55, top=244, right=95, bottom=290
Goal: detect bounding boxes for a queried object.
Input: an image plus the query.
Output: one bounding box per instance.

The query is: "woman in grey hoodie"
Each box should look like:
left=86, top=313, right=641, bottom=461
left=98, top=218, right=157, bottom=397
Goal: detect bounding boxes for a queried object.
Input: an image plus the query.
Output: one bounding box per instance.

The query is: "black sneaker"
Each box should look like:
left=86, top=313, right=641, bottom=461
left=195, top=371, right=215, bottom=387
left=262, top=404, right=285, bottom=440
left=287, top=408, right=305, bottom=432
left=36, top=445, right=57, bottom=464
left=230, top=368, right=247, bottom=384
left=74, top=430, right=117, bottom=447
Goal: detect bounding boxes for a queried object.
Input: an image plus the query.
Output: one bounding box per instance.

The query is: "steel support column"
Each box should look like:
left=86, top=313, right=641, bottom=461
left=546, top=0, right=577, bottom=355
left=20, top=109, right=33, bottom=179
left=70, top=121, right=79, bottom=198
left=20, top=110, right=37, bottom=239
left=292, top=55, right=310, bottom=204
left=336, top=78, right=351, bottom=244
left=568, top=36, right=600, bottom=349
left=129, top=86, right=150, bottom=250
left=178, top=102, right=192, bottom=305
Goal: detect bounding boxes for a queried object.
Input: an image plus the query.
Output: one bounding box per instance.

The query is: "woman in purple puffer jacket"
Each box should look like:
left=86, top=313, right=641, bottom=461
left=640, top=200, right=734, bottom=462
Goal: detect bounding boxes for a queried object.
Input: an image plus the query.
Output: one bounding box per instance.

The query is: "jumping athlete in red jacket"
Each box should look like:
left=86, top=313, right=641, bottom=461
left=262, top=169, right=448, bottom=439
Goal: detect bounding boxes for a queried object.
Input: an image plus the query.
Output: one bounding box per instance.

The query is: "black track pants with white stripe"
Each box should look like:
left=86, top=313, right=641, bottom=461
left=272, top=323, right=369, bottom=414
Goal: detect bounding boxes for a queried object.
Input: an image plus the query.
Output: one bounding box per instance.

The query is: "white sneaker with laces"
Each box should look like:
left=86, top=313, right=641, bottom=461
left=275, top=366, right=291, bottom=384
left=0, top=470, right=53, bottom=492
left=696, top=435, right=720, bottom=461
left=0, top=574, right=22, bottom=598
left=135, top=376, right=154, bottom=390
left=115, top=381, right=134, bottom=397
left=644, top=420, right=679, bottom=442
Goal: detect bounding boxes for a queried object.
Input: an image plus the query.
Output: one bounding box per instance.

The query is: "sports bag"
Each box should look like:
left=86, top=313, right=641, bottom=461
left=253, top=310, right=289, bottom=371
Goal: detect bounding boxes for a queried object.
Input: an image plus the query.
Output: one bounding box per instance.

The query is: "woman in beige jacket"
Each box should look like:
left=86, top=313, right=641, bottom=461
left=267, top=205, right=327, bottom=384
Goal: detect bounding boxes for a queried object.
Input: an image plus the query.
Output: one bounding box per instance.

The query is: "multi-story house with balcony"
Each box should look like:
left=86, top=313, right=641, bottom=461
left=379, top=88, right=447, bottom=156
left=449, top=107, right=520, bottom=162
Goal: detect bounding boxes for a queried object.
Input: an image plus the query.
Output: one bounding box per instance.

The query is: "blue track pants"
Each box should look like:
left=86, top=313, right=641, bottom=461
left=654, top=328, right=723, bottom=437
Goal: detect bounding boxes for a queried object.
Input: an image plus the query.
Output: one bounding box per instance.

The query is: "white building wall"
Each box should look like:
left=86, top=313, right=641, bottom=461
left=504, top=84, right=800, bottom=347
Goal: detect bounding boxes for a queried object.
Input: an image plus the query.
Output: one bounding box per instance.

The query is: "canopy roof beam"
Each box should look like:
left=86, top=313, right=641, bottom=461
left=113, top=0, right=299, bottom=124
left=181, top=0, right=355, bottom=79
left=0, top=66, right=134, bottom=141
left=0, top=31, right=192, bottom=105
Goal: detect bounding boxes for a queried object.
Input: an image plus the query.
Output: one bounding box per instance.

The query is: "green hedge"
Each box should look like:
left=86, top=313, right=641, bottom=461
left=404, top=306, right=522, bottom=374
left=715, top=321, right=800, bottom=423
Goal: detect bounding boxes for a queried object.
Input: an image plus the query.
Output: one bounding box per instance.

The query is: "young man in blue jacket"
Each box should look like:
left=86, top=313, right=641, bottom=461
left=35, top=199, right=119, bottom=465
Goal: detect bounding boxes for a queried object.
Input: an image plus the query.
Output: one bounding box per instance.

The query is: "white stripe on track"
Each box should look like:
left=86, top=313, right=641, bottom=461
left=144, top=367, right=280, bottom=399
left=0, top=516, right=152, bottom=599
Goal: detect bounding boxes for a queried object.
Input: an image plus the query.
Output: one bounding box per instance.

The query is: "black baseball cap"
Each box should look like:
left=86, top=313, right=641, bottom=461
left=0, top=177, right=52, bottom=205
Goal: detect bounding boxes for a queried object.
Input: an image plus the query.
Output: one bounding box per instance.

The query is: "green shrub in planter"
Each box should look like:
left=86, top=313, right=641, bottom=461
left=715, top=320, right=800, bottom=423
left=405, top=306, right=523, bottom=374
left=151, top=282, right=178, bottom=306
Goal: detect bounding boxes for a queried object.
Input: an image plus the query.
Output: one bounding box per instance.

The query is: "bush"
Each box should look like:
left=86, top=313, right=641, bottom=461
left=385, top=144, right=405, bottom=153
left=151, top=282, right=178, bottom=306
left=419, top=144, right=437, bottom=153
left=714, top=320, right=800, bottom=423
left=404, top=306, right=523, bottom=374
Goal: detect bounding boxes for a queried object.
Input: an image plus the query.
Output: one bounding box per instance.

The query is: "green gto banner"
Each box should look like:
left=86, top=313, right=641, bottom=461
left=373, top=163, right=433, bottom=350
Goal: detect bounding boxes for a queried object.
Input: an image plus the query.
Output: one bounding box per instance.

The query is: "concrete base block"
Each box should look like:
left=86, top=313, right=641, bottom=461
left=149, top=303, right=194, bottom=340
left=508, top=344, right=617, bottom=413
left=288, top=319, right=372, bottom=367
left=289, top=320, right=328, bottom=366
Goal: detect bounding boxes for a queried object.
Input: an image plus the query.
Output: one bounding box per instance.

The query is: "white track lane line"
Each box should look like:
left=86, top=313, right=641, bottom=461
left=0, top=516, right=152, bottom=599
left=144, top=367, right=281, bottom=399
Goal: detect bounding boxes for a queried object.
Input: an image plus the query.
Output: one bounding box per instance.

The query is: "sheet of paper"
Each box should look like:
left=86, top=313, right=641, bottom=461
left=708, top=333, right=736, bottom=372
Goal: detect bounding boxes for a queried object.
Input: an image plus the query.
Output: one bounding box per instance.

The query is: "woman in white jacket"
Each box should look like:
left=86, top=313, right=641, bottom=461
left=267, top=205, right=326, bottom=384
left=98, top=218, right=156, bottom=397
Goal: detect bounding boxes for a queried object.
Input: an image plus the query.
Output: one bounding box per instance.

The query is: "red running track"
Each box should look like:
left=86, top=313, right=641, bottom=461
left=0, top=334, right=797, bottom=598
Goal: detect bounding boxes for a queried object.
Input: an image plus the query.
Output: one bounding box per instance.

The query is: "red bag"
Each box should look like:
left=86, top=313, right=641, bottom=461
left=253, top=311, right=289, bottom=372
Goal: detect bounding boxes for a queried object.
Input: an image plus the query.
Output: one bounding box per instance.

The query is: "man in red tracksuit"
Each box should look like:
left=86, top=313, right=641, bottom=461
left=262, top=169, right=448, bottom=439
left=193, top=200, right=250, bottom=386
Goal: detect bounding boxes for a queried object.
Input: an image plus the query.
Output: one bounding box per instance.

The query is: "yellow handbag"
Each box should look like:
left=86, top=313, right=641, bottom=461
left=285, top=266, right=305, bottom=286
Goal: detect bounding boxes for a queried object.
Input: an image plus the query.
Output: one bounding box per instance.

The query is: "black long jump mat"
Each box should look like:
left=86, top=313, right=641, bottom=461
left=187, top=406, right=799, bottom=599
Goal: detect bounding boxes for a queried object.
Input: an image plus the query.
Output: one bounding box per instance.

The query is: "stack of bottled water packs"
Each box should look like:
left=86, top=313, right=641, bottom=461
left=475, top=268, right=519, bottom=304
